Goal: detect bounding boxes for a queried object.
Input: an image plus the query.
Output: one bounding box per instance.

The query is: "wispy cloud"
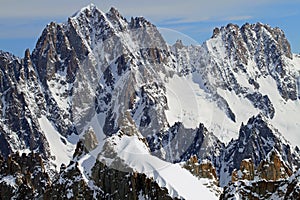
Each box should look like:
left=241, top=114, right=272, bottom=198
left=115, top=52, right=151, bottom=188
left=1, top=0, right=300, bottom=54
left=0, top=0, right=293, bottom=22
left=0, top=18, right=63, bottom=38
left=223, top=16, right=253, bottom=21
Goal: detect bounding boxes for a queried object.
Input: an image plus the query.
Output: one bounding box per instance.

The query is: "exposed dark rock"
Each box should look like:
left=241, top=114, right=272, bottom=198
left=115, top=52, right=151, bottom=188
left=245, top=92, right=275, bottom=118
left=183, top=155, right=218, bottom=183
left=80, top=127, right=99, bottom=152
left=44, top=162, right=95, bottom=199
left=147, top=122, right=224, bottom=174
left=257, top=149, right=292, bottom=181
left=91, top=160, right=177, bottom=200
left=0, top=51, right=51, bottom=159
left=0, top=152, right=51, bottom=199
left=232, top=158, right=255, bottom=182
left=221, top=169, right=300, bottom=200
left=220, top=114, right=300, bottom=186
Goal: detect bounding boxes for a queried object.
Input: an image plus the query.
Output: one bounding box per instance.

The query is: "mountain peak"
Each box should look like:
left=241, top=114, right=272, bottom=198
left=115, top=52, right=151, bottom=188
left=71, top=4, right=125, bottom=23
left=108, top=7, right=122, bottom=17
left=78, top=3, right=97, bottom=13
left=71, top=3, right=102, bottom=19
left=106, top=6, right=128, bottom=26
left=85, top=3, right=97, bottom=10
left=0, top=50, right=17, bottom=61
left=129, top=16, right=154, bottom=29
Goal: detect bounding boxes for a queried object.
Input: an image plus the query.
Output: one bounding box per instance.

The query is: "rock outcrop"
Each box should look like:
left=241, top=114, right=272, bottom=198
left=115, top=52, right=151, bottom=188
left=221, top=169, right=300, bottom=200
left=231, top=158, right=255, bottom=182
left=220, top=114, right=300, bottom=186
left=91, top=160, right=176, bottom=200
left=183, top=156, right=218, bottom=182
left=257, top=149, right=293, bottom=181
left=0, top=142, right=179, bottom=200
left=147, top=122, right=224, bottom=174
left=44, top=161, right=95, bottom=199
left=223, top=149, right=296, bottom=199
left=0, top=152, right=51, bottom=199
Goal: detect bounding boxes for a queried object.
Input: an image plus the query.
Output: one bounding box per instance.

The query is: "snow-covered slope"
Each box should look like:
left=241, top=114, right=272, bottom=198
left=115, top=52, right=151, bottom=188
left=98, top=133, right=218, bottom=199
left=38, top=116, right=75, bottom=168
left=170, top=23, right=300, bottom=147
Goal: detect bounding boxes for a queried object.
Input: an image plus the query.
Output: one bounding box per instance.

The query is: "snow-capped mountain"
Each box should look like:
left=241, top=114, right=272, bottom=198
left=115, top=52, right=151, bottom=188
left=0, top=4, right=299, bottom=199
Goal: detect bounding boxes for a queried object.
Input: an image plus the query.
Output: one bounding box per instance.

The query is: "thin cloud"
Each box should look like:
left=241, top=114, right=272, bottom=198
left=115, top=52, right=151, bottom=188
left=158, top=17, right=212, bottom=26
left=0, top=18, right=63, bottom=38
left=223, top=16, right=253, bottom=21
left=1, top=0, right=300, bottom=53
left=0, top=0, right=290, bottom=21
left=0, top=1, right=92, bottom=18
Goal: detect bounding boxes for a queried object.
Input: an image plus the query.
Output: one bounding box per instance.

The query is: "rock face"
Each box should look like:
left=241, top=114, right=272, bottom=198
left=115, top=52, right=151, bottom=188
left=91, top=160, right=176, bottom=200
left=223, top=148, right=297, bottom=199
left=221, top=169, right=300, bottom=200
left=231, top=158, right=255, bottom=182
left=182, top=156, right=222, bottom=197
left=44, top=162, right=95, bottom=199
left=220, top=114, right=300, bottom=186
left=147, top=122, right=224, bottom=172
left=183, top=156, right=218, bottom=182
left=230, top=151, right=292, bottom=181
left=81, top=127, right=98, bottom=152
left=0, top=51, right=50, bottom=158
left=0, top=152, right=51, bottom=199
left=257, top=149, right=293, bottom=181
left=204, top=23, right=296, bottom=101
left=221, top=180, right=282, bottom=200
left=0, top=142, right=177, bottom=200
left=171, top=22, right=299, bottom=125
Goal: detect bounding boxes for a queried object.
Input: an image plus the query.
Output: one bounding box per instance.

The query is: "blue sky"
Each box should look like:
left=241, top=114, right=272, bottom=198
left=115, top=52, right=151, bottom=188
left=0, top=0, right=299, bottom=57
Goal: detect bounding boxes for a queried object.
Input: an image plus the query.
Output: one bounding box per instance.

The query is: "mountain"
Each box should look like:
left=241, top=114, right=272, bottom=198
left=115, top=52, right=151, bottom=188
left=0, top=4, right=300, bottom=199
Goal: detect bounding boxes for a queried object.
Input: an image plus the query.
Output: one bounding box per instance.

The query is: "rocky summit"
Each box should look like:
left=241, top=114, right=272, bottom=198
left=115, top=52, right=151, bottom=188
left=0, top=4, right=300, bottom=200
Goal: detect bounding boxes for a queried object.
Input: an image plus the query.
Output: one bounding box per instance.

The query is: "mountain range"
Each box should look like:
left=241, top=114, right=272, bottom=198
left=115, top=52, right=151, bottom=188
left=0, top=4, right=299, bottom=199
